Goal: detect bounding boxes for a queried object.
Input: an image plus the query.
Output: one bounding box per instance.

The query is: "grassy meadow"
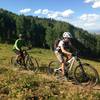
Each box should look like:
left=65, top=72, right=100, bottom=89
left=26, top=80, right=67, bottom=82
left=0, top=43, right=100, bottom=100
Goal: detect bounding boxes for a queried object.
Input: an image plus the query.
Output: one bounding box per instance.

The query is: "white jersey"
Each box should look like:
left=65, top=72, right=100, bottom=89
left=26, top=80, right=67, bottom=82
left=55, top=39, right=71, bottom=52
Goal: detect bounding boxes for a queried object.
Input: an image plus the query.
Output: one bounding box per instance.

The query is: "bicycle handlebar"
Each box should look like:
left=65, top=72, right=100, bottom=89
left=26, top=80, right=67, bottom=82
left=72, top=51, right=80, bottom=61
left=72, top=51, right=78, bottom=56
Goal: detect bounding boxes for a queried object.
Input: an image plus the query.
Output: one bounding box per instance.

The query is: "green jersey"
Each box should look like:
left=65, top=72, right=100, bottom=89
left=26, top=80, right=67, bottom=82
left=13, top=39, right=25, bottom=51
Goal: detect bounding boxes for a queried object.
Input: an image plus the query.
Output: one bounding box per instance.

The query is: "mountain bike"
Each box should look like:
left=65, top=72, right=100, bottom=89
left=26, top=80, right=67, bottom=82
left=10, top=49, right=39, bottom=72
left=48, top=52, right=99, bottom=87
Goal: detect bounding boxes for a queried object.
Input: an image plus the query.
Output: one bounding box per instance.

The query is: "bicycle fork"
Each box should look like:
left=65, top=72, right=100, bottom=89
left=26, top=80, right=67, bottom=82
left=77, top=59, right=87, bottom=78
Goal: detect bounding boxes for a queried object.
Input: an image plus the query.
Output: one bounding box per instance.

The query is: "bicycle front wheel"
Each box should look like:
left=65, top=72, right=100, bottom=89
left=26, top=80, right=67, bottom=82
left=74, top=63, right=99, bottom=87
left=26, top=56, right=39, bottom=72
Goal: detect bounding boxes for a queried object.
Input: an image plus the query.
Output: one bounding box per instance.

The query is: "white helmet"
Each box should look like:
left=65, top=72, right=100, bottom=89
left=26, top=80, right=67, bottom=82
left=63, top=32, right=72, bottom=38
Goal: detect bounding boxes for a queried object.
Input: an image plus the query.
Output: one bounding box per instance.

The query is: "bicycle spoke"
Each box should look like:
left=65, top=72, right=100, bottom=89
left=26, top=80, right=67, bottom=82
left=74, top=63, right=99, bottom=87
left=26, top=56, right=39, bottom=72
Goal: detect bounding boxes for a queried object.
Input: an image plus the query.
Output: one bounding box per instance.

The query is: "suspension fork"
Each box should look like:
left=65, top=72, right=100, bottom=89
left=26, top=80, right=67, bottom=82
left=77, top=58, right=85, bottom=73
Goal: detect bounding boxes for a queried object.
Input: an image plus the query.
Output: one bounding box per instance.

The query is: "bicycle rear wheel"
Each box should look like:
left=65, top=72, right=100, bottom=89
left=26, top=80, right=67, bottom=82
left=48, top=61, right=60, bottom=75
left=74, top=63, right=99, bottom=87
left=10, top=56, right=17, bottom=66
left=10, top=56, right=21, bottom=67
left=26, top=56, right=39, bottom=72
left=10, top=56, right=24, bottom=68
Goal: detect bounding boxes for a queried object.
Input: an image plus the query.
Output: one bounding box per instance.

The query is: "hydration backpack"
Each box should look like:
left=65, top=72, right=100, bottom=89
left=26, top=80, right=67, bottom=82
left=54, top=38, right=61, bottom=49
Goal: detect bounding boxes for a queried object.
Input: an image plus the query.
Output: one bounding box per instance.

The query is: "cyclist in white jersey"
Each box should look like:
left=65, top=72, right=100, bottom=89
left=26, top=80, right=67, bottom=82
left=55, top=32, right=76, bottom=76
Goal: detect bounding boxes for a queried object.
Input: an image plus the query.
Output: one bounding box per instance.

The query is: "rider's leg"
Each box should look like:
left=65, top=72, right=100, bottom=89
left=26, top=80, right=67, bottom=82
left=60, top=62, right=65, bottom=76
left=21, top=52, right=26, bottom=66
left=55, top=51, right=65, bottom=76
left=13, top=49, right=21, bottom=63
left=16, top=55, right=19, bottom=61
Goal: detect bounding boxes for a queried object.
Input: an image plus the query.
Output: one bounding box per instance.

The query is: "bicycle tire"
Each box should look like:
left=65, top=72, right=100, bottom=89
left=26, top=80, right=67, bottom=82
left=48, top=61, right=60, bottom=75
left=10, top=56, right=18, bottom=67
left=74, top=63, right=99, bottom=87
left=10, top=56, right=23, bottom=68
left=26, top=56, right=39, bottom=72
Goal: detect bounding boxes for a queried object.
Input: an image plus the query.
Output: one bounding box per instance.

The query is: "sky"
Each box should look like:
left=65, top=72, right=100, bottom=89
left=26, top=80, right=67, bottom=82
left=0, top=0, right=100, bottom=33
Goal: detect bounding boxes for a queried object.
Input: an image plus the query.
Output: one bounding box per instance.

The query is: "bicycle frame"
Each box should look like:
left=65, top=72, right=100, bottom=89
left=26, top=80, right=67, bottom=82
left=16, top=50, right=30, bottom=66
left=67, top=56, right=76, bottom=71
left=66, top=54, right=84, bottom=72
left=23, top=50, right=31, bottom=64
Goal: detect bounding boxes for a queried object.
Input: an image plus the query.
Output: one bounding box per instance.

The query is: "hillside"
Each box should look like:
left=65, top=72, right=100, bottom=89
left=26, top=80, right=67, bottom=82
left=0, top=8, right=100, bottom=58
left=0, top=44, right=100, bottom=100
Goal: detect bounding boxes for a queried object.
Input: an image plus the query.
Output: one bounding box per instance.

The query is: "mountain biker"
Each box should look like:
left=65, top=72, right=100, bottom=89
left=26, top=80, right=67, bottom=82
left=54, top=32, right=76, bottom=77
left=13, top=34, right=27, bottom=64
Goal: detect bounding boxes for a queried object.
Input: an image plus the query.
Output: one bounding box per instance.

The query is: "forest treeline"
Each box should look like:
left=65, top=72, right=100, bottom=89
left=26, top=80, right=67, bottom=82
left=0, top=8, right=100, bottom=59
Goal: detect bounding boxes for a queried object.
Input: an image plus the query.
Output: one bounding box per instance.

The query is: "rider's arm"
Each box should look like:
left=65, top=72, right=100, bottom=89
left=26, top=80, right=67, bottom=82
left=68, top=41, right=77, bottom=51
left=22, top=40, right=31, bottom=50
left=61, top=46, right=71, bottom=54
left=14, top=39, right=20, bottom=51
left=59, top=41, right=71, bottom=55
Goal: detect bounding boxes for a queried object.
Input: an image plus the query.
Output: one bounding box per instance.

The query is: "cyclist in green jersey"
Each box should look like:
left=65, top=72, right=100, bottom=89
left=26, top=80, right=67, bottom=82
left=13, top=34, right=26, bottom=63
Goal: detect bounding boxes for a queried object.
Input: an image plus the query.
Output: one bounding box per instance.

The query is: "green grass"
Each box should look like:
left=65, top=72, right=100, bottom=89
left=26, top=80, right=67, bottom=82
left=0, top=43, right=100, bottom=100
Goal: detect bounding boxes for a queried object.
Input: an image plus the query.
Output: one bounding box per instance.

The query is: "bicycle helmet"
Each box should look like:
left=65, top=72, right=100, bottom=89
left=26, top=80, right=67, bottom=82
left=63, top=32, right=72, bottom=38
